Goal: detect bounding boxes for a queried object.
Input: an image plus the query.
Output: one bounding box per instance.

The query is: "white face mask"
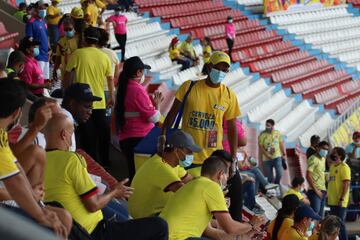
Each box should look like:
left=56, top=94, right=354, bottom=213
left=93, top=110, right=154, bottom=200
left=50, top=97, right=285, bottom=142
left=140, top=74, right=145, bottom=84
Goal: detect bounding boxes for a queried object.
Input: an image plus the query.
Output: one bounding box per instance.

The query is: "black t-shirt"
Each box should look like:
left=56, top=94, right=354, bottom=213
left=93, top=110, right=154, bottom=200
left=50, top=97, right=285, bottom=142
left=306, top=147, right=317, bottom=159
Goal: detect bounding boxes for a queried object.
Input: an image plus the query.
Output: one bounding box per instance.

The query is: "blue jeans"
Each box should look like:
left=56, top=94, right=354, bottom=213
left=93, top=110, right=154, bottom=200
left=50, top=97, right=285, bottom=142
left=48, top=24, right=59, bottom=51
left=329, top=206, right=348, bottom=240
left=307, top=190, right=326, bottom=217
left=242, top=167, right=268, bottom=192
left=102, top=200, right=129, bottom=223
left=242, top=180, right=256, bottom=210
left=263, top=157, right=283, bottom=184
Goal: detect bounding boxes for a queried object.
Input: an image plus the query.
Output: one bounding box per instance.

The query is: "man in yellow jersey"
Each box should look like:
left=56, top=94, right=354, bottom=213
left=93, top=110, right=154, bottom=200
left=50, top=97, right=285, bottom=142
left=47, top=0, right=63, bottom=51
left=129, top=130, right=199, bottom=218
left=306, top=141, right=329, bottom=217
left=258, top=119, right=287, bottom=184
left=327, top=147, right=351, bottom=240
left=281, top=205, right=321, bottom=240
left=44, top=113, right=168, bottom=239
left=83, top=0, right=99, bottom=27
left=0, top=79, right=70, bottom=239
left=160, top=156, right=263, bottom=240
left=159, top=51, right=240, bottom=176
left=64, top=27, right=113, bottom=167
left=284, top=176, right=310, bottom=205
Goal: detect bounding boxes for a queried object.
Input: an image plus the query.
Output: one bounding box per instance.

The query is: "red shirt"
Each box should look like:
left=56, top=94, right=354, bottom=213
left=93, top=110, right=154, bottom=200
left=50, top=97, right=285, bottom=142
left=19, top=56, right=45, bottom=95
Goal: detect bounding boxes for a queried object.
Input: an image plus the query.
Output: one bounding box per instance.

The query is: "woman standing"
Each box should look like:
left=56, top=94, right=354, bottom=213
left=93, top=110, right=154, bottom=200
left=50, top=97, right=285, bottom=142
left=115, top=56, right=163, bottom=181
left=225, top=16, right=236, bottom=62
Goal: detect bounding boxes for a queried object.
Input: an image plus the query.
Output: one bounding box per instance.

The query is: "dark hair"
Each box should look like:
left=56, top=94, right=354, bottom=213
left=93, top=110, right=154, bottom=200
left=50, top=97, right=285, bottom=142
left=98, top=28, right=109, bottom=47
left=227, top=16, right=232, bottom=20
left=0, top=78, right=27, bottom=118
left=291, top=176, right=305, bottom=188
left=201, top=156, right=228, bottom=176
left=7, top=50, right=26, bottom=67
left=73, top=18, right=86, bottom=47
left=266, top=119, right=275, bottom=126
left=114, top=60, right=141, bottom=131
left=84, top=27, right=99, bottom=45
left=272, top=194, right=300, bottom=240
left=211, top=149, right=232, bottom=163
left=317, top=141, right=329, bottom=148
left=19, top=2, right=27, bottom=9
left=28, top=98, right=47, bottom=123
left=310, top=135, right=320, bottom=145
left=319, top=215, right=341, bottom=240
left=332, top=147, right=346, bottom=161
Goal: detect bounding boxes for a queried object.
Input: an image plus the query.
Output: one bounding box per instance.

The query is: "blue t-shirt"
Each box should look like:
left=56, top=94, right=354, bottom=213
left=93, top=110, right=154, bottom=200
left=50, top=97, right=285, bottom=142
left=25, top=17, right=48, bottom=62
left=346, top=143, right=360, bottom=159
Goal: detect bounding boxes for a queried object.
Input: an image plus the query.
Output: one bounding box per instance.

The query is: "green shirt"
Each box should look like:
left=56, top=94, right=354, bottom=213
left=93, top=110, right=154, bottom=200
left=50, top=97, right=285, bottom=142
left=13, top=10, right=27, bottom=22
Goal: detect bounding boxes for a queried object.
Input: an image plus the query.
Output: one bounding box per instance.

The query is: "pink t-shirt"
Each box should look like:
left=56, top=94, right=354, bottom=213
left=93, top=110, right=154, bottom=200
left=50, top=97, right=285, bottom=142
left=107, top=14, right=128, bottom=35
left=222, top=119, right=245, bottom=153
left=19, top=56, right=45, bottom=95
left=118, top=80, right=158, bottom=141
left=225, top=23, right=236, bottom=40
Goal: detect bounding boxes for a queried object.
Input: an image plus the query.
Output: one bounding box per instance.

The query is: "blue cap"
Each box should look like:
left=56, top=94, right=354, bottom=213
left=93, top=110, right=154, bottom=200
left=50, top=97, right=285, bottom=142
left=64, top=83, right=101, bottom=102
left=295, top=205, right=321, bottom=221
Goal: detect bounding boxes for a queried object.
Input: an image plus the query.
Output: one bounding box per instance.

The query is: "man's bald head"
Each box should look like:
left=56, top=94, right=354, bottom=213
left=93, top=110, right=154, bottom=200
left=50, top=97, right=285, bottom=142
left=44, top=113, right=74, bottom=151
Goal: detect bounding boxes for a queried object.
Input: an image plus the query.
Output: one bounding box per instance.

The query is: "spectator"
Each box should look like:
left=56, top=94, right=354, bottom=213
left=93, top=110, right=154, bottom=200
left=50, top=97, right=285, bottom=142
left=225, top=16, right=235, bottom=62
left=327, top=147, right=350, bottom=240
left=98, top=28, right=120, bottom=122
left=47, top=0, right=63, bottom=52
left=179, top=35, right=199, bottom=66
left=69, top=6, right=86, bottom=47
left=53, top=16, right=79, bottom=82
left=43, top=113, right=169, bottom=239
left=106, top=6, right=128, bottom=62
left=83, top=0, right=99, bottom=27
left=25, top=1, right=50, bottom=80
left=281, top=205, right=321, bottom=239
left=128, top=130, right=198, bottom=218
left=201, top=37, right=212, bottom=64
left=13, top=2, right=28, bottom=23
left=160, top=51, right=240, bottom=174
left=64, top=26, right=113, bottom=167
left=284, top=177, right=310, bottom=205
left=0, top=79, right=70, bottom=239
left=312, top=215, right=341, bottom=240
left=267, top=194, right=300, bottom=240
left=168, top=37, right=191, bottom=71
left=5, top=50, right=26, bottom=80
left=346, top=131, right=360, bottom=205
left=306, top=141, right=329, bottom=217
left=115, top=56, right=162, bottom=180
left=18, top=37, right=52, bottom=97
left=223, top=118, right=247, bottom=151
left=160, top=156, right=264, bottom=240
left=258, top=119, right=287, bottom=184
left=307, top=135, right=320, bottom=159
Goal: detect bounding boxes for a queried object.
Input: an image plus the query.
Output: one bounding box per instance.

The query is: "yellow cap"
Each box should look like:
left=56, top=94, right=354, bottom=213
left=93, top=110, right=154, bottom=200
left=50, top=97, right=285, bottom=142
left=209, top=51, right=231, bottom=66
left=71, top=7, right=84, bottom=19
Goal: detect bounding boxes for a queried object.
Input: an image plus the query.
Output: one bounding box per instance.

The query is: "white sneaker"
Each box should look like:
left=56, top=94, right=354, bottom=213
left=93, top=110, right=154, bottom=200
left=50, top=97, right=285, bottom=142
left=265, top=183, right=278, bottom=190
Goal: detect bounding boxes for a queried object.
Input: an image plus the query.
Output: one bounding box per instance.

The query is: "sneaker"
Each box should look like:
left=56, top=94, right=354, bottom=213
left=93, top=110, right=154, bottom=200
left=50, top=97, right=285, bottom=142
left=265, top=183, right=278, bottom=190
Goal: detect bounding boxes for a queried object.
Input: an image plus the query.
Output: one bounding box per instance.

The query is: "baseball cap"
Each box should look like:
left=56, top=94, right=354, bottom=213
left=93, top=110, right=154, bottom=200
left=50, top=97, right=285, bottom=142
left=19, top=36, right=40, bottom=49
left=71, top=7, right=84, bottom=19
left=84, top=27, right=100, bottom=42
left=171, top=37, right=179, bottom=45
left=295, top=205, right=321, bottom=221
left=124, top=56, right=151, bottom=73
left=210, top=51, right=231, bottom=67
left=64, top=83, right=102, bottom=102
left=166, top=130, right=201, bottom=153
left=353, top=131, right=360, bottom=138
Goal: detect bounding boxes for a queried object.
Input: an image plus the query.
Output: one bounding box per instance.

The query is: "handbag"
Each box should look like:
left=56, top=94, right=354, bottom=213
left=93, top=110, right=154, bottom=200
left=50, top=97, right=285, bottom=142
left=133, top=81, right=197, bottom=155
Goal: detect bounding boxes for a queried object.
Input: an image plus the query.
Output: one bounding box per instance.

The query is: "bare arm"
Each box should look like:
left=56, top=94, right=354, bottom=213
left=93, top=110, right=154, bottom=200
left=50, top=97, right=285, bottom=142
left=280, top=140, right=287, bottom=157
left=213, top=212, right=252, bottom=235
left=181, top=173, right=193, bottom=183
left=340, top=180, right=350, bottom=202
left=113, top=63, right=121, bottom=86
left=161, top=99, right=181, bottom=136
left=227, top=118, right=238, bottom=159
left=106, top=76, right=115, bottom=107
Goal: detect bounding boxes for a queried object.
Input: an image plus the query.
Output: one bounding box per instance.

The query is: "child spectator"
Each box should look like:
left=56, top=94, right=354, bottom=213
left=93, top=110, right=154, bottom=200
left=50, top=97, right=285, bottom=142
left=284, top=176, right=311, bottom=205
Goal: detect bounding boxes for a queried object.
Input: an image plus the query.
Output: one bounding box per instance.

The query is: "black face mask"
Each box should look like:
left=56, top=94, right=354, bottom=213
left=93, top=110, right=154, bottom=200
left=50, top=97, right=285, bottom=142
left=330, top=154, right=337, bottom=161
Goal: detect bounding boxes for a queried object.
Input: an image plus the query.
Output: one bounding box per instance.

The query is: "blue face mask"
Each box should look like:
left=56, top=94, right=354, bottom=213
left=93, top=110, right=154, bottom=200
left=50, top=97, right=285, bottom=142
left=179, top=154, right=193, bottom=168
left=319, top=149, right=328, bottom=158
left=209, top=68, right=226, bottom=84
left=33, top=47, right=40, bottom=57
left=38, top=9, right=46, bottom=18
left=65, top=30, right=75, bottom=38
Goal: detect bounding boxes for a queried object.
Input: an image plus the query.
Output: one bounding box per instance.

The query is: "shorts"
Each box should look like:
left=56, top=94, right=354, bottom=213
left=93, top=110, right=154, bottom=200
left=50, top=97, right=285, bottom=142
left=37, top=61, right=50, bottom=80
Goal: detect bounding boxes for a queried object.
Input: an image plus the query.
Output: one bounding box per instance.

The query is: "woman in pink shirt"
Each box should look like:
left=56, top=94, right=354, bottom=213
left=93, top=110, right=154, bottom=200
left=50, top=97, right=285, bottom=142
left=115, top=56, right=163, bottom=181
left=223, top=119, right=247, bottom=152
left=18, top=36, right=51, bottom=97
left=106, top=7, right=128, bottom=62
left=225, top=16, right=236, bottom=62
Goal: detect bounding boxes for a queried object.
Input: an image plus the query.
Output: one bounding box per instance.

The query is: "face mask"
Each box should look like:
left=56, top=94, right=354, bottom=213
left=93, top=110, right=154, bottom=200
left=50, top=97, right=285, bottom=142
left=228, top=19, right=233, bottom=23
left=140, top=74, right=145, bottom=84
left=65, top=30, right=75, bottom=38
left=179, top=154, right=193, bottom=168
left=265, top=127, right=272, bottom=133
left=209, top=68, right=226, bottom=84
left=33, top=47, right=40, bottom=57
left=38, top=9, right=46, bottom=18
left=319, top=149, right=328, bottom=158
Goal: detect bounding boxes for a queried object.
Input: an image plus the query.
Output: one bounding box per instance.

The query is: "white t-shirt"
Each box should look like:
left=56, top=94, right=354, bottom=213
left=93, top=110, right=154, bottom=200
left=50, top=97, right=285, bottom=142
left=100, top=47, right=119, bottom=91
